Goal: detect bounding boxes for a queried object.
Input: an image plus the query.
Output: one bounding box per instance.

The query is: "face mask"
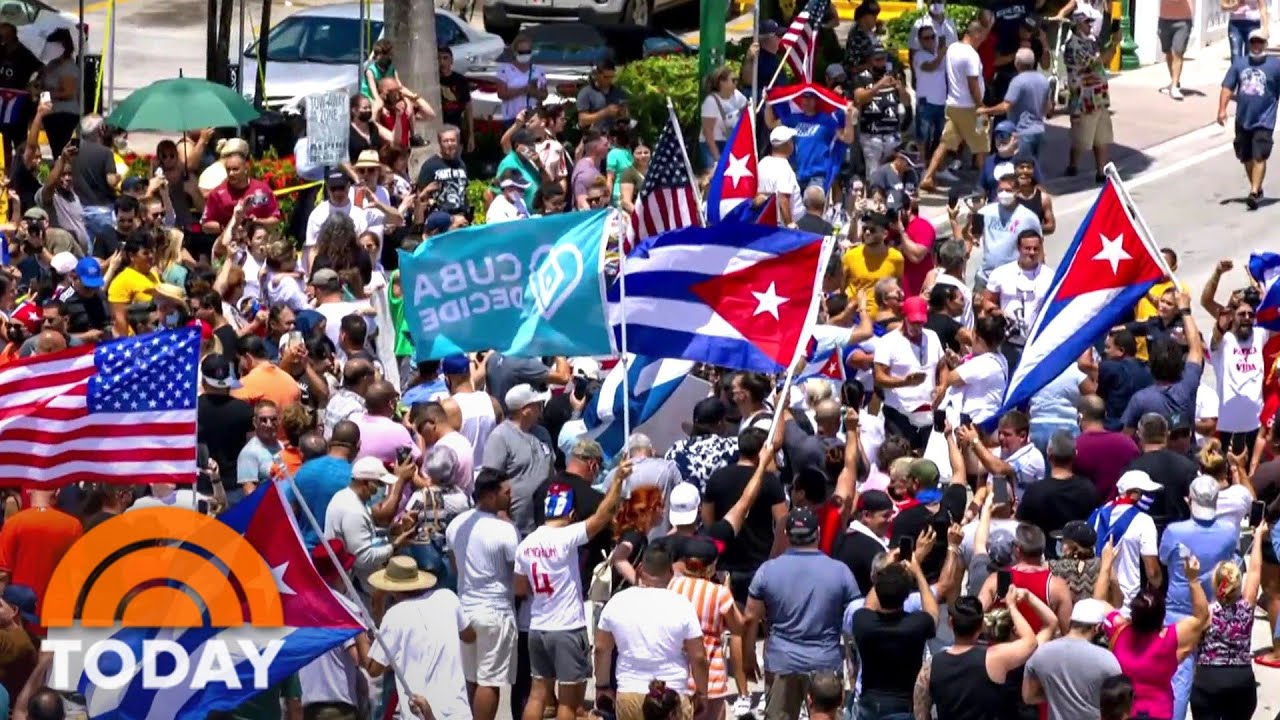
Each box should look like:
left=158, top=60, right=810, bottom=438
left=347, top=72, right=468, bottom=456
left=1251, top=50, right=1266, bottom=61
left=357, top=110, right=373, bottom=122
left=515, top=52, right=533, bottom=64
left=368, top=484, right=387, bottom=509
left=163, top=311, right=180, bottom=327
left=997, top=190, right=1016, bottom=207
left=929, top=3, right=944, bottom=14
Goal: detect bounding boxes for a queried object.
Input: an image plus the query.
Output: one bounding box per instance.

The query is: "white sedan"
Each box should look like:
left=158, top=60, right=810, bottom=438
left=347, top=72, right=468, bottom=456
left=0, top=0, right=90, bottom=58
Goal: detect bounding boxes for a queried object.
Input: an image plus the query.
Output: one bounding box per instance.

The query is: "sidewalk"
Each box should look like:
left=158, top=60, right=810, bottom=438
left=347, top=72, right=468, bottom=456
left=918, top=34, right=1242, bottom=225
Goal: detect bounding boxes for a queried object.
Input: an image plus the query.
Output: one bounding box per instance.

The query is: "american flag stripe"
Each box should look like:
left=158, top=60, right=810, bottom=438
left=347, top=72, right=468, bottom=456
left=778, top=0, right=832, bottom=84
left=628, top=110, right=701, bottom=248
left=0, top=328, right=200, bottom=488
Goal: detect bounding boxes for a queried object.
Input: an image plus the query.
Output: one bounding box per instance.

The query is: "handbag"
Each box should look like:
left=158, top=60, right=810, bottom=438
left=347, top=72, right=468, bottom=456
left=398, top=487, right=458, bottom=592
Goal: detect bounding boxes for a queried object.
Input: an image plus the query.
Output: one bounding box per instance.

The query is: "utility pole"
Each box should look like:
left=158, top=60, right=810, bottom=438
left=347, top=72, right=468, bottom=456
left=383, top=0, right=444, bottom=176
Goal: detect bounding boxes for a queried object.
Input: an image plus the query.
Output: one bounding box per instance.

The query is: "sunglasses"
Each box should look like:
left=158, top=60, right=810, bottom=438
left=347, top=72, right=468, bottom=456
left=257, top=416, right=279, bottom=424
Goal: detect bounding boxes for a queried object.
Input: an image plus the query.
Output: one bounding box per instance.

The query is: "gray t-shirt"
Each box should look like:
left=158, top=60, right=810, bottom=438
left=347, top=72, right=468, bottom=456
left=484, top=353, right=551, bottom=413
left=1004, top=70, right=1050, bottom=136
left=1024, top=636, right=1122, bottom=720
left=977, top=203, right=1043, bottom=281
left=571, top=157, right=602, bottom=202
left=575, top=82, right=628, bottom=133
left=749, top=549, right=858, bottom=675
left=868, top=163, right=920, bottom=211
left=482, top=420, right=554, bottom=535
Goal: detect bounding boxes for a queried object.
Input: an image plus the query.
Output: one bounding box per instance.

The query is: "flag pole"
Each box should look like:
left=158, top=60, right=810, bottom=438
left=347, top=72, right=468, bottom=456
left=750, top=0, right=761, bottom=115
left=667, top=96, right=708, bottom=226
left=282, top=476, right=425, bottom=719
left=1103, top=163, right=1181, bottom=286
left=753, top=47, right=796, bottom=115
left=618, top=209, right=633, bottom=457
left=767, top=233, right=836, bottom=438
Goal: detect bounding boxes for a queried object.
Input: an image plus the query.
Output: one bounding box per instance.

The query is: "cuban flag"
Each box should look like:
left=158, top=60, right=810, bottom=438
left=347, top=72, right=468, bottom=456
left=722, top=194, right=780, bottom=226
left=608, top=222, right=831, bottom=373
left=706, top=110, right=759, bottom=224
left=55, top=484, right=363, bottom=719
left=986, top=177, right=1169, bottom=429
left=797, top=336, right=847, bottom=381
left=584, top=354, right=699, bottom=458
left=766, top=82, right=849, bottom=188
left=1249, top=252, right=1280, bottom=330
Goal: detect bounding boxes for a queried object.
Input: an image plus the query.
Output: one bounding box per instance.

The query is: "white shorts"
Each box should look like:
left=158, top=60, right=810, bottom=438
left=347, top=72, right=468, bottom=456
left=460, top=607, right=518, bottom=686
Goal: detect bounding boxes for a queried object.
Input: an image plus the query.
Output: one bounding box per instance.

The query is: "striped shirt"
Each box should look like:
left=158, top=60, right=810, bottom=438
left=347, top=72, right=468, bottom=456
left=669, top=575, right=735, bottom=697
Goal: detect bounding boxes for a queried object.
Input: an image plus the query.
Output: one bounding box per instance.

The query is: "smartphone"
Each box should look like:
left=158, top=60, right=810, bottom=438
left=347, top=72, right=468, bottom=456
left=405, top=492, right=426, bottom=515
left=1177, top=543, right=1191, bottom=560
left=993, top=476, right=1011, bottom=505
left=572, top=375, right=588, bottom=399
left=898, top=536, right=913, bottom=558
left=39, top=91, right=50, bottom=104
left=960, top=412, right=974, bottom=427
left=947, top=186, right=963, bottom=210
left=996, top=570, right=1011, bottom=599
left=395, top=446, right=413, bottom=465
left=933, top=409, right=946, bottom=433
left=1251, top=500, right=1267, bottom=527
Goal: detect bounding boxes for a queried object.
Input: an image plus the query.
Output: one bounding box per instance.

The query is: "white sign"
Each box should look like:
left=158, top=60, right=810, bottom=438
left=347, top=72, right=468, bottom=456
left=305, top=91, right=350, bottom=167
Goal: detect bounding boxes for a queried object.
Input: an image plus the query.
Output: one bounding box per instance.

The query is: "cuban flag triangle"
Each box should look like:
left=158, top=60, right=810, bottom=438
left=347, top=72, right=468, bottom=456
left=608, top=222, right=832, bottom=373
left=1248, top=252, right=1280, bottom=330
left=706, top=108, right=759, bottom=224
left=797, top=336, right=847, bottom=382
left=987, top=176, right=1169, bottom=428
left=584, top=354, right=699, bottom=458
left=55, top=483, right=364, bottom=719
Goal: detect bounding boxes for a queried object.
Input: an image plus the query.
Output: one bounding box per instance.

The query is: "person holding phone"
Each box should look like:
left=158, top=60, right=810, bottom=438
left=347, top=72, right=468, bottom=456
left=978, top=524, right=1074, bottom=634
left=873, top=296, right=943, bottom=450
left=957, top=410, right=1045, bottom=502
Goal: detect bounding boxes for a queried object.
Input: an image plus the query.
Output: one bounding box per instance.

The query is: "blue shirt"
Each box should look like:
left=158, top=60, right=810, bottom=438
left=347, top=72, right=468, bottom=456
left=785, top=110, right=845, bottom=184
left=403, top=378, right=449, bottom=406
left=1098, top=357, right=1154, bottom=430
left=292, top=456, right=354, bottom=550
left=749, top=548, right=858, bottom=674
left=1120, top=360, right=1203, bottom=431
left=1159, top=517, right=1239, bottom=621
left=1005, top=71, right=1050, bottom=136
left=1224, top=56, right=1280, bottom=131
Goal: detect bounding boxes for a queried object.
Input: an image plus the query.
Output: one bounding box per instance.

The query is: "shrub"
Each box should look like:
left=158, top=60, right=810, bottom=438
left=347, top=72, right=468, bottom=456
left=467, top=178, right=490, bottom=225
left=617, top=55, right=740, bottom=151
left=884, top=4, right=981, bottom=53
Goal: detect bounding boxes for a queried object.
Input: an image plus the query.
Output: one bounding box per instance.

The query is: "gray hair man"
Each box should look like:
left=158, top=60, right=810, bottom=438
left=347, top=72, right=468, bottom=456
left=1016, top=430, right=1099, bottom=560
left=74, top=113, right=122, bottom=244
left=604, top=432, right=682, bottom=537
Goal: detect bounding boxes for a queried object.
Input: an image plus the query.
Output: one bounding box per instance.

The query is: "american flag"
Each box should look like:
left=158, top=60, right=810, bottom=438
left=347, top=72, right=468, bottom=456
left=628, top=111, right=701, bottom=248
left=780, top=0, right=833, bottom=83
left=0, top=326, right=200, bottom=487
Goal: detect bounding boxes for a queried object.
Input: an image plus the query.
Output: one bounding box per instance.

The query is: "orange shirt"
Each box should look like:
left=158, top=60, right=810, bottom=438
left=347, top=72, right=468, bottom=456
left=0, top=507, right=84, bottom=612
left=232, top=363, right=302, bottom=439
left=281, top=445, right=303, bottom=477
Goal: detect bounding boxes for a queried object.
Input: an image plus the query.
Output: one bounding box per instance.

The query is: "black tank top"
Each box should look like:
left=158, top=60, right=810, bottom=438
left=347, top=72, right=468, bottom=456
left=1017, top=189, right=1045, bottom=224
left=929, top=646, right=1004, bottom=720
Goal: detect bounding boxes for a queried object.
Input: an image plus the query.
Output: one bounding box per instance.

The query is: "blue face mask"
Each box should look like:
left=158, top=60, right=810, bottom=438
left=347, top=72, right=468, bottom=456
left=164, top=311, right=180, bottom=328
left=368, top=484, right=387, bottom=510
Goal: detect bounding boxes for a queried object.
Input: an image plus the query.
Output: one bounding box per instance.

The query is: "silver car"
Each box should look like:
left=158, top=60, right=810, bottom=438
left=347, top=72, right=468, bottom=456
left=482, top=0, right=693, bottom=41
left=239, top=3, right=505, bottom=112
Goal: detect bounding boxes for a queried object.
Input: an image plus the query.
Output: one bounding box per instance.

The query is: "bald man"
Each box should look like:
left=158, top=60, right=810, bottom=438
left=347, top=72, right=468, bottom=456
left=324, top=358, right=375, bottom=439
left=31, top=330, right=67, bottom=356
left=796, top=185, right=835, bottom=236
left=353, top=380, right=418, bottom=465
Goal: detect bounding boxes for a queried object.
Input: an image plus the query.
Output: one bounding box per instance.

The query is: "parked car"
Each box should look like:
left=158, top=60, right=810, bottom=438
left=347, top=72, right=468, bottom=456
left=239, top=3, right=505, bottom=113
left=483, top=0, right=694, bottom=41
left=468, top=22, right=694, bottom=120
left=0, top=0, right=90, bottom=58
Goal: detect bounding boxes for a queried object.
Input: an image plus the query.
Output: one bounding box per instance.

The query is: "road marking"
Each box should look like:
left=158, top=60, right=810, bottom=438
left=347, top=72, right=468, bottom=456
left=81, top=0, right=136, bottom=15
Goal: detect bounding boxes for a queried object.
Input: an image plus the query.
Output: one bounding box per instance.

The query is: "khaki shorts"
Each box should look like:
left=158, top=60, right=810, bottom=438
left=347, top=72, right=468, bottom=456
left=1071, top=109, right=1114, bottom=150
left=940, top=105, right=991, bottom=154
left=617, top=692, right=694, bottom=720
left=460, top=608, right=518, bottom=686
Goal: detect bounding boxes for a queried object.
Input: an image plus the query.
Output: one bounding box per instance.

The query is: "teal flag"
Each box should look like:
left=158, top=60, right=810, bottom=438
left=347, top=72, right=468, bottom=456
left=399, top=210, right=615, bottom=360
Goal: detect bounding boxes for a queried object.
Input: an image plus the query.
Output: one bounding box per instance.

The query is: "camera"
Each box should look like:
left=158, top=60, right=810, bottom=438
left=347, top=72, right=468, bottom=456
left=25, top=219, right=41, bottom=236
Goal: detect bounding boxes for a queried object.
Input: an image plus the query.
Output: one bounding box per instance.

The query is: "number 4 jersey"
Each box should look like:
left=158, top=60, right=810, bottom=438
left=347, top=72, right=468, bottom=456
left=514, top=522, right=592, bottom=632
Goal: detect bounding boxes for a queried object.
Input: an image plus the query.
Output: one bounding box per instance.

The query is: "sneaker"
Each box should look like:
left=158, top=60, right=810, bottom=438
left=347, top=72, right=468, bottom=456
left=948, top=158, right=964, bottom=172
left=1247, top=191, right=1260, bottom=210
left=1158, top=84, right=1171, bottom=95
left=1171, top=85, right=1185, bottom=100
left=751, top=693, right=768, bottom=720
left=937, top=168, right=961, bottom=183
left=732, top=696, right=754, bottom=719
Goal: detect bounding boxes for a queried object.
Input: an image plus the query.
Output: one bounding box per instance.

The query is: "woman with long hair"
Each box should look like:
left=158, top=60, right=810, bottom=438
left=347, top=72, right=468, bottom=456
left=668, top=538, right=747, bottom=720
left=698, top=66, right=748, bottom=169
left=619, top=140, right=651, bottom=214
left=1195, top=438, right=1254, bottom=528
left=1191, top=522, right=1265, bottom=720
left=641, top=681, right=682, bottom=720
left=941, top=314, right=1010, bottom=426
left=1048, top=520, right=1103, bottom=603
left=1093, top=541, right=1210, bottom=720
left=310, top=214, right=373, bottom=285
left=1012, top=155, right=1056, bottom=235
left=610, top=485, right=667, bottom=592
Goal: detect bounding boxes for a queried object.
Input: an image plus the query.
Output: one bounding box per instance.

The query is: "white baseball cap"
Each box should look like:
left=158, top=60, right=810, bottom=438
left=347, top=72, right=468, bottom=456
left=1188, top=475, right=1220, bottom=522
left=1116, top=470, right=1161, bottom=495
left=770, top=126, right=798, bottom=146
left=669, top=483, right=701, bottom=526
left=1070, top=598, right=1109, bottom=626
left=505, top=383, right=550, bottom=411
left=570, top=357, right=603, bottom=381
left=352, top=456, right=397, bottom=485
left=51, top=251, right=78, bottom=275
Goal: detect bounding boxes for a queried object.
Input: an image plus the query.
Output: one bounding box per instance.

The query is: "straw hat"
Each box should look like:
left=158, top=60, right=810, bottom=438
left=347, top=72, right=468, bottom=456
left=152, top=283, right=189, bottom=311
left=353, top=150, right=386, bottom=170
left=367, top=556, right=437, bottom=593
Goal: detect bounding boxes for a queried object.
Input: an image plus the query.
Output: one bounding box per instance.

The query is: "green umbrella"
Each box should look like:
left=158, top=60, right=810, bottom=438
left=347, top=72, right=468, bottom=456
left=106, top=77, right=261, bottom=132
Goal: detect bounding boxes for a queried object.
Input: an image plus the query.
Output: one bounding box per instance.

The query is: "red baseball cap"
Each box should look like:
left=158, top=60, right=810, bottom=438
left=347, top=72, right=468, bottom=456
left=903, top=296, right=928, bottom=323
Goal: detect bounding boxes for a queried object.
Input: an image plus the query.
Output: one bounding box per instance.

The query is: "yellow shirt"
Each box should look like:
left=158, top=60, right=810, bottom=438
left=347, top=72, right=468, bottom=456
left=107, top=266, right=161, bottom=305
left=1132, top=280, right=1190, bottom=360
left=842, top=245, right=904, bottom=317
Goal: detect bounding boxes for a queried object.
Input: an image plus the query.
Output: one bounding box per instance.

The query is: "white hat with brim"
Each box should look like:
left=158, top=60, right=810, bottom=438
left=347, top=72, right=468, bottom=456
left=505, top=383, right=551, bottom=410
left=1116, top=470, right=1162, bottom=495
left=352, top=456, right=397, bottom=485
left=367, top=556, right=438, bottom=593
left=1070, top=598, right=1109, bottom=625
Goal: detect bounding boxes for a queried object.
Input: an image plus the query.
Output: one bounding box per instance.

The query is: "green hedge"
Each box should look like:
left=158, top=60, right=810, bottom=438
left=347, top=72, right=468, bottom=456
left=884, top=4, right=982, bottom=53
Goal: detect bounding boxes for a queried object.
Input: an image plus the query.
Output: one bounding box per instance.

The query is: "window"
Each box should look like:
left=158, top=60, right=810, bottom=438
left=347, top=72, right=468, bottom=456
left=245, top=16, right=385, bottom=64
left=642, top=34, right=686, bottom=58
left=0, top=0, right=36, bottom=26
left=436, top=14, right=464, bottom=48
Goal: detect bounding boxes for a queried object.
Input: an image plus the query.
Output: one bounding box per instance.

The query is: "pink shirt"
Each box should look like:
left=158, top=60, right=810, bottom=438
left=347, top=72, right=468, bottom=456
left=433, top=431, right=476, bottom=496
left=901, top=217, right=936, bottom=297
left=201, top=178, right=281, bottom=229
left=1106, top=611, right=1179, bottom=720
left=353, top=414, right=417, bottom=466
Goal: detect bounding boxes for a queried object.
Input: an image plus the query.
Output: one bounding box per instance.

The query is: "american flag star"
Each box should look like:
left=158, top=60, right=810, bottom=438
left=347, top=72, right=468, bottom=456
left=780, top=0, right=833, bottom=82
left=628, top=112, right=701, bottom=248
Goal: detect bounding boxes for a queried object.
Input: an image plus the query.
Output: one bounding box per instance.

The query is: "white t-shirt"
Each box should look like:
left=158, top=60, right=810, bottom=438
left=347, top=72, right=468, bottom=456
left=299, top=593, right=366, bottom=706
left=956, top=352, right=1009, bottom=424
left=515, top=521, right=591, bottom=632
left=305, top=200, right=373, bottom=249
left=315, top=300, right=374, bottom=355
left=911, top=47, right=948, bottom=106
left=496, top=63, right=547, bottom=121
left=944, top=41, right=984, bottom=108
left=265, top=273, right=310, bottom=313
left=873, top=328, right=943, bottom=421
left=369, top=589, right=472, bottom=720
left=1216, top=483, right=1252, bottom=529
left=1196, top=383, right=1220, bottom=445
left=1098, top=504, right=1158, bottom=608
left=701, top=90, right=749, bottom=142
left=908, top=15, right=959, bottom=52
left=597, top=586, right=702, bottom=694
left=860, top=411, right=886, bottom=470
left=1212, top=327, right=1268, bottom=433
left=934, top=272, right=974, bottom=328
left=994, top=442, right=1046, bottom=500
left=985, top=261, right=1054, bottom=344
left=1028, top=365, right=1088, bottom=427
left=445, top=508, right=519, bottom=615
left=758, top=155, right=803, bottom=221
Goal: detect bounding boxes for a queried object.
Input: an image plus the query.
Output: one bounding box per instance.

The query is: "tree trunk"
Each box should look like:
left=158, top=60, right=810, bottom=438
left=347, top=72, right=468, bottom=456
left=215, top=0, right=235, bottom=85
left=383, top=0, right=443, bottom=176
left=254, top=0, right=273, bottom=108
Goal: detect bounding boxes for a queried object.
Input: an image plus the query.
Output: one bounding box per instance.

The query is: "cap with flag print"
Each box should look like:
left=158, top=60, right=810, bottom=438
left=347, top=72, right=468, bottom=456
left=706, top=108, right=758, bottom=224
left=627, top=106, right=702, bottom=252
left=1248, top=252, right=1280, bottom=330
left=778, top=0, right=834, bottom=83
left=544, top=482, right=576, bottom=518
left=765, top=82, right=849, bottom=189
left=608, top=222, right=832, bottom=373
left=985, top=175, right=1168, bottom=430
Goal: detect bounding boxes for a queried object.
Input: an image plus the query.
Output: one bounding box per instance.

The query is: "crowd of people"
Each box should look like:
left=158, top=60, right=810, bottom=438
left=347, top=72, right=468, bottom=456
left=0, top=0, right=1277, bottom=720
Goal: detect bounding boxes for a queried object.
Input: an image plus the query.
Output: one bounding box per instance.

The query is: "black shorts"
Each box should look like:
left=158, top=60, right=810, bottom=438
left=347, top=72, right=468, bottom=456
left=1234, top=126, right=1274, bottom=162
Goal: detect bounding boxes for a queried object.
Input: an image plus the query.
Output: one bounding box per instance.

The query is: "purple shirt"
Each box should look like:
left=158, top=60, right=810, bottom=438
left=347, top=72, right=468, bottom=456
left=353, top=413, right=418, bottom=466
left=433, top=431, right=476, bottom=496
left=1073, top=429, right=1141, bottom=501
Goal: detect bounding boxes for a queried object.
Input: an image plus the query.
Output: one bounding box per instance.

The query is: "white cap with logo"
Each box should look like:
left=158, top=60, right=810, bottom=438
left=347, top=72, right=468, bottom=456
left=1188, top=475, right=1220, bottom=522
left=669, top=482, right=701, bottom=526
left=1116, top=470, right=1161, bottom=495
